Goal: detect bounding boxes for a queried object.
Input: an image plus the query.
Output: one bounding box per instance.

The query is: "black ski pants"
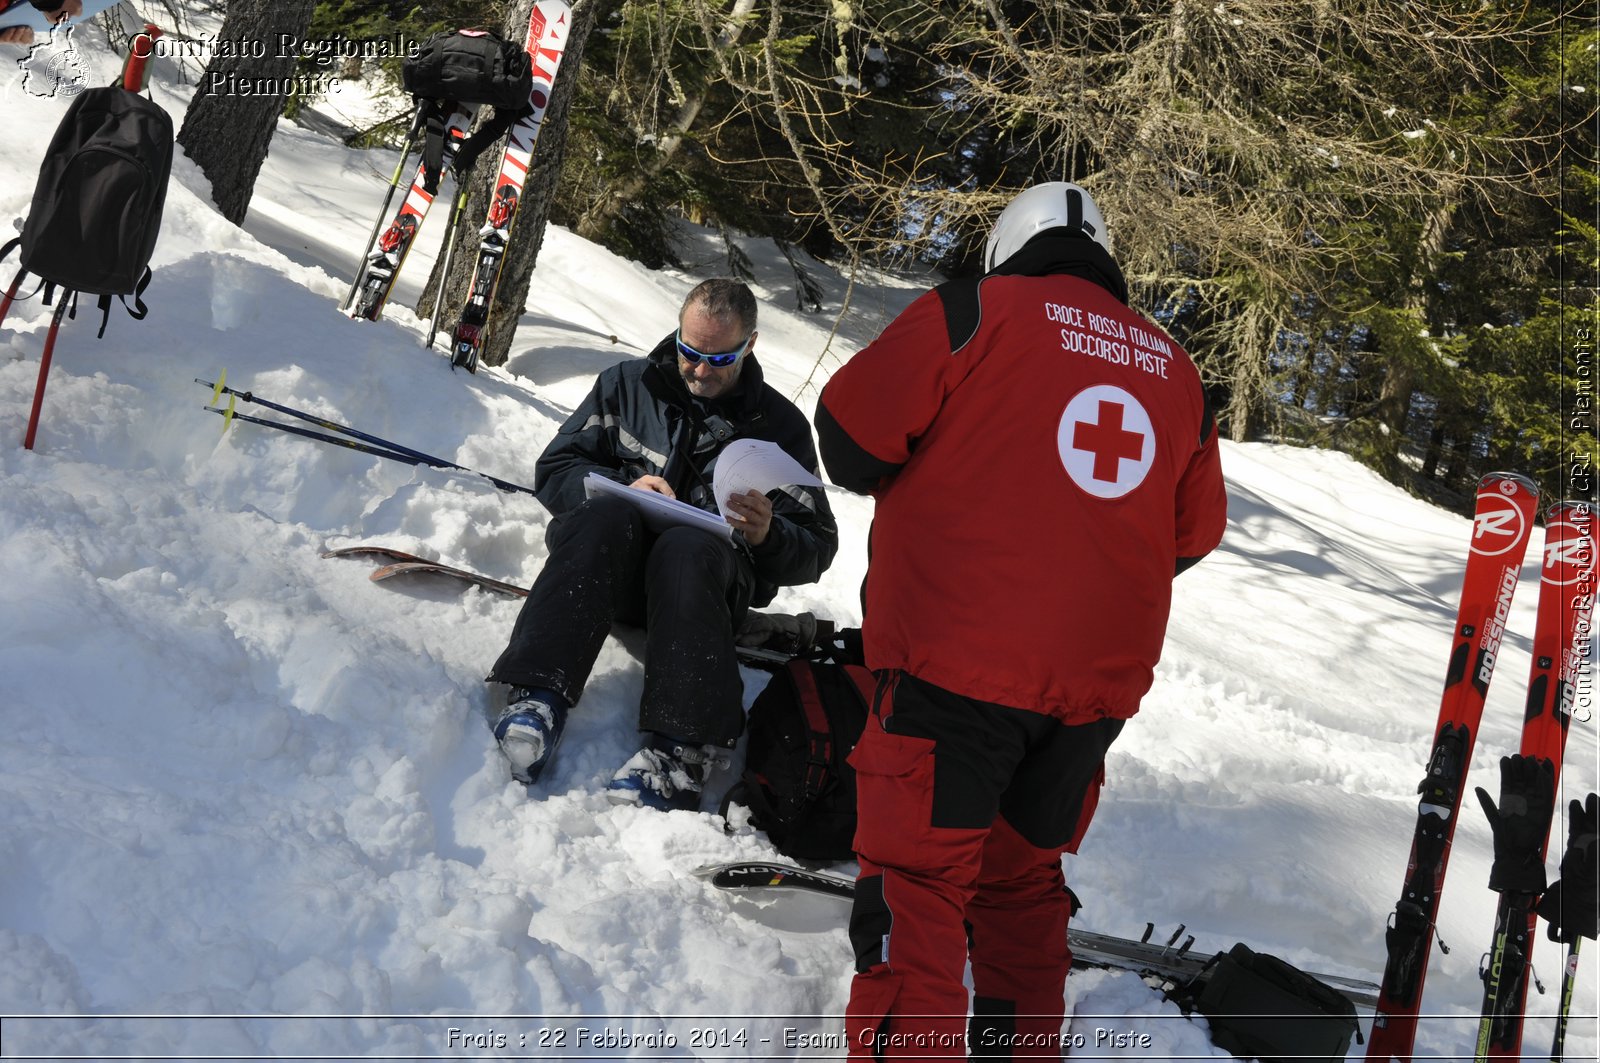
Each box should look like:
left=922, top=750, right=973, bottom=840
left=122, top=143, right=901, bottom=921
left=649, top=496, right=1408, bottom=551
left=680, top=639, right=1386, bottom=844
left=486, top=494, right=757, bottom=747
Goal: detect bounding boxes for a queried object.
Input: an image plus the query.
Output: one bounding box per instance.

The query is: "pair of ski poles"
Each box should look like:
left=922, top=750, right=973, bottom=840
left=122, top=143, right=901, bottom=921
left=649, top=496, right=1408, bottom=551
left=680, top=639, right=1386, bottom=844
left=198, top=374, right=534, bottom=497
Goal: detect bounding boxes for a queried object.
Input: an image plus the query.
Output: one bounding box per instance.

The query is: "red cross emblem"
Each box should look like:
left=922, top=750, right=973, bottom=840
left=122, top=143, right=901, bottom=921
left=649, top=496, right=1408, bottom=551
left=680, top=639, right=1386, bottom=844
left=1056, top=385, right=1154, bottom=498
left=1073, top=400, right=1146, bottom=482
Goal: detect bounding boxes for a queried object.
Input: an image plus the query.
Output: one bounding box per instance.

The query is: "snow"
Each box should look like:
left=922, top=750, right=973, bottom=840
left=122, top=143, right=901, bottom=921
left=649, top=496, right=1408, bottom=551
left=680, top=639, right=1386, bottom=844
left=2, top=14, right=1597, bottom=1061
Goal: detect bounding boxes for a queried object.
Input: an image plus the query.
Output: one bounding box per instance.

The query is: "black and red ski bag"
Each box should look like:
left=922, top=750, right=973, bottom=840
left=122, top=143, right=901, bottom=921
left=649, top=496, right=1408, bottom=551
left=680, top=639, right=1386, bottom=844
left=401, top=28, right=536, bottom=191
left=725, top=631, right=875, bottom=863
left=402, top=28, right=532, bottom=108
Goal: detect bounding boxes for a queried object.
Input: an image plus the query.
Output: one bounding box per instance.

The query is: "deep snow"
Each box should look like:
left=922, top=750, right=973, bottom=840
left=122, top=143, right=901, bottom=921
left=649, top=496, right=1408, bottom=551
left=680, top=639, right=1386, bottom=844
left=1, top=10, right=1595, bottom=1061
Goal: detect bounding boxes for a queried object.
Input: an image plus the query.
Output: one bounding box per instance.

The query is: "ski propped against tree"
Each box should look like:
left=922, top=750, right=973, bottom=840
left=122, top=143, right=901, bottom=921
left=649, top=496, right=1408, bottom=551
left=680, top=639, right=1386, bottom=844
left=446, top=0, right=571, bottom=373
left=1474, top=500, right=1595, bottom=1061
left=1366, top=471, right=1541, bottom=1062
left=345, top=103, right=476, bottom=322
left=695, top=862, right=1382, bottom=1008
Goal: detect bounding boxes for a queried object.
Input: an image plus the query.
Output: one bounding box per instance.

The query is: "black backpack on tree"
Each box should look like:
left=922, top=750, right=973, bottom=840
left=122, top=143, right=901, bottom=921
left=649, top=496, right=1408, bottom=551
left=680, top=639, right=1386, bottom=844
left=724, top=628, right=875, bottom=863
left=2, top=35, right=174, bottom=450
left=401, top=29, right=534, bottom=193
left=4, top=84, right=172, bottom=323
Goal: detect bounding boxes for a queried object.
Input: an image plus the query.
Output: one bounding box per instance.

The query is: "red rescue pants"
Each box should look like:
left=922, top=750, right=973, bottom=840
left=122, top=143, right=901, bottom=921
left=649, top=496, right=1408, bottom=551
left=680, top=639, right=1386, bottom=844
left=844, top=672, right=1124, bottom=1061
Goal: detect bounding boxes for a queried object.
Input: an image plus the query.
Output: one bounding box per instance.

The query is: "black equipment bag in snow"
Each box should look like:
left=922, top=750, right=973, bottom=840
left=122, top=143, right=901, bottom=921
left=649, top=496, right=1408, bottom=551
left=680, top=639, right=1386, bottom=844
left=402, top=29, right=532, bottom=109
left=724, top=632, right=874, bottom=863
left=17, top=85, right=173, bottom=299
left=1175, top=943, right=1359, bottom=1062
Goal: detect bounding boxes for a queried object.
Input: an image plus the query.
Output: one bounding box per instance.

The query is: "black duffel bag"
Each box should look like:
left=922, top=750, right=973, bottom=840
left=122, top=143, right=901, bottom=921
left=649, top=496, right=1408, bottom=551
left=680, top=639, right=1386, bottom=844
left=402, top=28, right=531, bottom=108
left=1173, top=943, right=1359, bottom=1062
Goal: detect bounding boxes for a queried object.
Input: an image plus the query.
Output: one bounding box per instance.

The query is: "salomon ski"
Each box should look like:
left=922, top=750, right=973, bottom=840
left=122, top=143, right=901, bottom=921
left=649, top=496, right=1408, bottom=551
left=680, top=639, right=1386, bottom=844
left=1474, top=501, right=1595, bottom=1061
left=695, top=861, right=1381, bottom=1007
left=447, top=0, right=570, bottom=372
left=1367, top=472, right=1541, bottom=1061
left=347, top=103, right=476, bottom=322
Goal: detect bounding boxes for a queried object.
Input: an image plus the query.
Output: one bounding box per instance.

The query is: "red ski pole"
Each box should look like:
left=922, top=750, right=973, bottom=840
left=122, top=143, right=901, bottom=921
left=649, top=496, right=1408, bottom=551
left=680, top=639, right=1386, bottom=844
left=22, top=298, right=69, bottom=450
left=0, top=273, right=20, bottom=326
left=124, top=24, right=163, bottom=91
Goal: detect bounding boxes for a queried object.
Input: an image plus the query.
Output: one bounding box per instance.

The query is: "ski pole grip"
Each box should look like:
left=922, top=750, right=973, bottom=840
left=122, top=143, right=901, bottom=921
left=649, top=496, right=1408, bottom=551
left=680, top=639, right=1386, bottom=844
left=123, top=24, right=164, bottom=93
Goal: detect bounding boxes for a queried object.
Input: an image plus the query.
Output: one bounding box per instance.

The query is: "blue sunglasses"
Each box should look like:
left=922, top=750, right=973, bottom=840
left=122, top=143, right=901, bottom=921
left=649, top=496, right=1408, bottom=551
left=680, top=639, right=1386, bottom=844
left=675, top=329, right=753, bottom=368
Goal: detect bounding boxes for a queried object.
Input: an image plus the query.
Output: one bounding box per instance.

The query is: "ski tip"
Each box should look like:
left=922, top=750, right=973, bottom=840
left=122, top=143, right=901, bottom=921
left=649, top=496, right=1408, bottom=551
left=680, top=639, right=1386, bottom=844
left=1480, top=470, right=1540, bottom=498
left=1549, top=499, right=1595, bottom=519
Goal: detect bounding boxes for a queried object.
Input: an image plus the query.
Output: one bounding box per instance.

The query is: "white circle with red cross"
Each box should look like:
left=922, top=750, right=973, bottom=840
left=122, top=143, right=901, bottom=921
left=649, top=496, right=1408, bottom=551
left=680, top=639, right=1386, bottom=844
left=1056, top=385, right=1155, bottom=499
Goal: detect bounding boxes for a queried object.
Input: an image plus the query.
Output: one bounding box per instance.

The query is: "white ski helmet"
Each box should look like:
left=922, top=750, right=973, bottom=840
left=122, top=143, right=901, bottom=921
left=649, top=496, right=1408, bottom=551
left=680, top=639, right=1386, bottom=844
left=983, top=182, right=1112, bottom=271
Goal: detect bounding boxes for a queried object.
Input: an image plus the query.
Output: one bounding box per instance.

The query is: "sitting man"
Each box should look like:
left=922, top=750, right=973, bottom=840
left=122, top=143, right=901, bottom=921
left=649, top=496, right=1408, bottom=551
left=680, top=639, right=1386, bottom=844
left=485, top=278, right=838, bottom=811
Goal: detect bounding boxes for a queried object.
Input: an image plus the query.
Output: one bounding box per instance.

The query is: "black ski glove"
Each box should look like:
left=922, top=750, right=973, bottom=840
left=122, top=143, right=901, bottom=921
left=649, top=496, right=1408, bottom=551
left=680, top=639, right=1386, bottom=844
left=1537, top=793, right=1599, bottom=943
left=1474, top=754, right=1556, bottom=894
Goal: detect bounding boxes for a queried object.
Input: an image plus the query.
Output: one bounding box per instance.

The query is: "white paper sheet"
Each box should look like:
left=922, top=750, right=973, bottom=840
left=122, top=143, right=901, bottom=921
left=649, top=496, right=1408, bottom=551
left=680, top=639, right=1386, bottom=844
left=711, top=439, right=825, bottom=520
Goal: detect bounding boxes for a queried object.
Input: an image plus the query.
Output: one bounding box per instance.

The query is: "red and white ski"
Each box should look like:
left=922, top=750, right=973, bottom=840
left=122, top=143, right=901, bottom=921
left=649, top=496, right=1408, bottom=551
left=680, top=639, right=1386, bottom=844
left=447, top=0, right=571, bottom=372
left=346, top=103, right=477, bottom=322
left=1474, top=500, right=1595, bottom=1060
left=1367, top=471, right=1541, bottom=1062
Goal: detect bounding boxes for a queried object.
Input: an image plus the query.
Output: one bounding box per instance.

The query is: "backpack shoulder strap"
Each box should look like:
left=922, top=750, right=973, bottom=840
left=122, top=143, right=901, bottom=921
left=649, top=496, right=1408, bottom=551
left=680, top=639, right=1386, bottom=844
left=39, top=281, right=78, bottom=319
left=787, top=660, right=839, bottom=801
left=1, top=236, right=42, bottom=308
left=95, top=266, right=152, bottom=337
left=417, top=98, right=454, bottom=195
left=123, top=264, right=152, bottom=320
left=452, top=104, right=530, bottom=179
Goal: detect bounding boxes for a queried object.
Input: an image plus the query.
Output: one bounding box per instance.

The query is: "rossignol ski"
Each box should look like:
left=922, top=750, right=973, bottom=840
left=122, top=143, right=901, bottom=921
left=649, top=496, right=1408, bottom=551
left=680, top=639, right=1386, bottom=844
left=1367, top=471, right=1541, bottom=1062
left=346, top=103, right=476, bottom=322
left=446, top=0, right=570, bottom=373
left=695, top=862, right=1382, bottom=1007
left=1474, top=501, right=1595, bottom=1061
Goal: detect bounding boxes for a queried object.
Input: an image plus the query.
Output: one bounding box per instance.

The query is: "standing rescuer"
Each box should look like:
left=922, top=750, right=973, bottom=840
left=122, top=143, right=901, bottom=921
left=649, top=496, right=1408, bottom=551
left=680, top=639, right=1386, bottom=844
left=815, top=182, right=1228, bottom=1059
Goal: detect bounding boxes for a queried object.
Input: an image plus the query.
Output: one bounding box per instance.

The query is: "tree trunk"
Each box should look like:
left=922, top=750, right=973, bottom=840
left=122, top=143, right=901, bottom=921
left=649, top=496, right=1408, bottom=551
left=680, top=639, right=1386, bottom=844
left=1225, top=353, right=1258, bottom=443
left=1376, top=199, right=1456, bottom=470
left=1421, top=420, right=1447, bottom=480
left=418, top=0, right=599, bottom=370
left=175, top=0, right=317, bottom=226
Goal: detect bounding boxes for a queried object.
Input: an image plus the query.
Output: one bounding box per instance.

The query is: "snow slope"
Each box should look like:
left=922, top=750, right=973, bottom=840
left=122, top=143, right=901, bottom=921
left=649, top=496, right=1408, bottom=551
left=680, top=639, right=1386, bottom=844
left=1, top=16, right=1595, bottom=1061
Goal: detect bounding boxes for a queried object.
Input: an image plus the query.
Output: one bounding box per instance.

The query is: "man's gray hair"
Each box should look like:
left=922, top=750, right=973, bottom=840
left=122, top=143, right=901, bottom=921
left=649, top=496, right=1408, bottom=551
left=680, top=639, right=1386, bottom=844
left=683, top=278, right=757, bottom=335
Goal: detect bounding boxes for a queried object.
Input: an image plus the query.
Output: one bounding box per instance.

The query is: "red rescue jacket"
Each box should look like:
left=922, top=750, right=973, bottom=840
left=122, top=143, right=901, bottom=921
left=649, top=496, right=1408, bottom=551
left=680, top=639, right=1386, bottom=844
left=816, top=236, right=1227, bottom=722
